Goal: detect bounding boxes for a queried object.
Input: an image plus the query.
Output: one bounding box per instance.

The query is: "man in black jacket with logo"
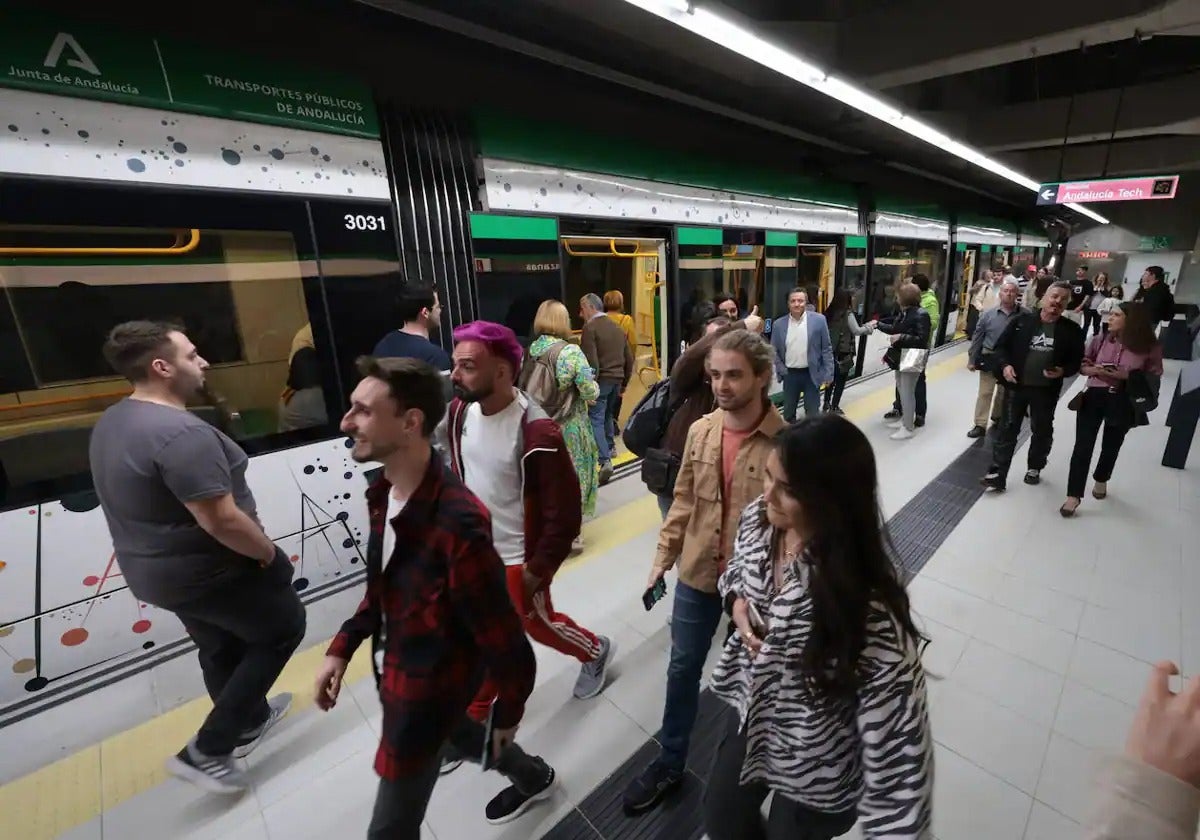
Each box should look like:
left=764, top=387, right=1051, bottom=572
left=981, top=281, right=1085, bottom=492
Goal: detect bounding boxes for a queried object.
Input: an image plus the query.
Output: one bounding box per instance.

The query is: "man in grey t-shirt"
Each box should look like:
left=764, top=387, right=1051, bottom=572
left=90, top=321, right=306, bottom=794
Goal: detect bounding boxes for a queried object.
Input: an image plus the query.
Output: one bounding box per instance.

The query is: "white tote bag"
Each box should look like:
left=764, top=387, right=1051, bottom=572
left=899, top=348, right=929, bottom=374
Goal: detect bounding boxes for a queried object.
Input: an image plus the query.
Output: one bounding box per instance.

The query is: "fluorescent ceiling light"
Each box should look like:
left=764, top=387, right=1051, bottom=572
left=619, top=0, right=1111, bottom=226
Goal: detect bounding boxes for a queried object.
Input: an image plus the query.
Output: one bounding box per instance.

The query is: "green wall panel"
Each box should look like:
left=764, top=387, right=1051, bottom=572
left=469, top=213, right=558, bottom=241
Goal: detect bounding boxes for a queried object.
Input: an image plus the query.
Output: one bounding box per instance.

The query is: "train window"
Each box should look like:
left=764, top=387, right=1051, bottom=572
left=0, top=224, right=323, bottom=503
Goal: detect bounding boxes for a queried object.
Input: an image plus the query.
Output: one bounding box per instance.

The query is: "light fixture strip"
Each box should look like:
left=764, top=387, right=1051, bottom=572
left=620, top=0, right=1110, bottom=225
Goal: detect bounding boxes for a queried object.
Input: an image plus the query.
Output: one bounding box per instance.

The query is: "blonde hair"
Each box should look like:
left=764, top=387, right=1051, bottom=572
left=603, top=289, right=625, bottom=312
left=533, top=300, right=572, bottom=339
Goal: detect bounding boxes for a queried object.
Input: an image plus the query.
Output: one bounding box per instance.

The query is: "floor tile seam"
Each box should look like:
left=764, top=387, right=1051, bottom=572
left=926, top=571, right=1087, bottom=633
left=933, top=674, right=1059, bottom=739
left=1027, top=633, right=1077, bottom=819
left=933, top=740, right=1036, bottom=802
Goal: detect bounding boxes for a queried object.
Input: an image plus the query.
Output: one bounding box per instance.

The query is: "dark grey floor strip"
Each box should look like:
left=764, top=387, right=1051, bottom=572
left=541, top=412, right=1030, bottom=840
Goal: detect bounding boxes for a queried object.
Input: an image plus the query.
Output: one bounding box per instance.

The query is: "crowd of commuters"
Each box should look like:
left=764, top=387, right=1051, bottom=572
left=84, top=256, right=1190, bottom=839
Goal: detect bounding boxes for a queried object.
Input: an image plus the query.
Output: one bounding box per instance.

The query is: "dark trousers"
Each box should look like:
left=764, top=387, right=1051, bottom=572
left=658, top=581, right=724, bottom=770
left=892, top=370, right=927, bottom=418
left=990, top=385, right=1059, bottom=481
left=591, top=381, right=621, bottom=464
left=704, top=708, right=856, bottom=840
left=367, top=715, right=549, bottom=839
left=1067, top=388, right=1131, bottom=498
left=782, top=367, right=820, bottom=422
left=823, top=366, right=849, bottom=410
left=1164, top=377, right=1200, bottom=469
left=1083, top=309, right=1101, bottom=339
left=172, top=553, right=306, bottom=756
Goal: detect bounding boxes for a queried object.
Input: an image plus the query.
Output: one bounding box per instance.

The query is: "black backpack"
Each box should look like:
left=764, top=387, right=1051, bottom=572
left=622, top=377, right=673, bottom=457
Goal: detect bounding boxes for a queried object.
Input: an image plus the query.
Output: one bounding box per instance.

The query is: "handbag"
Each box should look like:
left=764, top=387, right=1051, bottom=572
left=899, top=348, right=928, bottom=374
left=641, top=447, right=681, bottom=496
left=1126, top=369, right=1161, bottom=415
left=1067, top=390, right=1085, bottom=411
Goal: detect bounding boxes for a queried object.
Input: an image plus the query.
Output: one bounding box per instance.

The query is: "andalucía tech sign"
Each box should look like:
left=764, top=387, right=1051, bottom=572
left=1037, top=175, right=1179, bottom=206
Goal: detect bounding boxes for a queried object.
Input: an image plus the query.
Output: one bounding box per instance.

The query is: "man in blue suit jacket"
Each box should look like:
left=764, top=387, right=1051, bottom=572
left=769, top=287, right=835, bottom=421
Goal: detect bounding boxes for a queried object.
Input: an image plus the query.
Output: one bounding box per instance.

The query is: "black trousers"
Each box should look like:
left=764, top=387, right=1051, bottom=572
left=1067, top=388, right=1132, bottom=498
left=704, top=709, right=856, bottom=840
left=990, top=385, right=1059, bottom=481
left=1164, top=377, right=1200, bottom=469
left=172, top=551, right=306, bottom=756
left=824, top=366, right=849, bottom=410
left=1082, top=309, right=1101, bottom=339
left=367, top=715, right=549, bottom=839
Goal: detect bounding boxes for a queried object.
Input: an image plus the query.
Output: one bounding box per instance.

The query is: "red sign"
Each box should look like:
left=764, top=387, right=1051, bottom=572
left=1038, top=176, right=1179, bottom=205
left=1076, top=251, right=1110, bottom=259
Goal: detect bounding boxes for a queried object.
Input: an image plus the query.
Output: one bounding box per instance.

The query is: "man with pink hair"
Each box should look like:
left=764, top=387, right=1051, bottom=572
left=444, top=322, right=616, bottom=761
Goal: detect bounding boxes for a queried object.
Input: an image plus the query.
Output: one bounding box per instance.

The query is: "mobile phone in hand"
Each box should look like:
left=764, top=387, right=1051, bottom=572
left=642, top=578, right=667, bottom=611
left=746, top=601, right=768, bottom=636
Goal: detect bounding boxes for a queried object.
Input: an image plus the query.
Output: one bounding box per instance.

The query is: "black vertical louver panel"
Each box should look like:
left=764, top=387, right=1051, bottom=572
left=378, top=108, right=481, bottom=346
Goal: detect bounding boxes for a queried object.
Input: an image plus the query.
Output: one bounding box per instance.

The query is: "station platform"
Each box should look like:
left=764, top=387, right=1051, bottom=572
left=2, top=342, right=1196, bottom=840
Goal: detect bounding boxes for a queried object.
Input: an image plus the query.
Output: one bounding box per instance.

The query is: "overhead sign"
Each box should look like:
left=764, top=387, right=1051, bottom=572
left=1076, top=251, right=1110, bottom=260
left=1037, top=176, right=1179, bottom=206
left=0, top=12, right=379, bottom=138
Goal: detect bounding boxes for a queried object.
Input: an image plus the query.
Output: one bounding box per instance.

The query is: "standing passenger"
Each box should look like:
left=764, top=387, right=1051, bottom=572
left=373, top=284, right=451, bottom=371
left=884, top=274, right=939, bottom=426
left=874, top=283, right=931, bottom=441
left=90, top=321, right=305, bottom=793
left=604, top=290, right=638, bottom=440
left=821, top=290, right=874, bottom=415
left=623, top=330, right=784, bottom=815
left=446, top=321, right=616, bottom=703
left=1133, top=265, right=1176, bottom=328
left=769, top=287, right=835, bottom=422
left=966, top=280, right=1025, bottom=438
left=981, top=282, right=1085, bottom=491
left=316, top=357, right=553, bottom=835
left=579, top=293, right=634, bottom=485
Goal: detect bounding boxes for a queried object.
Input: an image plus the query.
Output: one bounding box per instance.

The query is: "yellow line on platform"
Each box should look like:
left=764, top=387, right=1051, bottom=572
left=0, top=348, right=967, bottom=839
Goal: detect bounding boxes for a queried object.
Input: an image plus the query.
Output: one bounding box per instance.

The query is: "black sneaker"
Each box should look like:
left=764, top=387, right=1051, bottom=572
left=622, top=760, right=683, bottom=815
left=1024, top=469, right=1041, bottom=485
left=914, top=416, right=926, bottom=427
left=165, top=739, right=248, bottom=794
left=980, top=473, right=1006, bottom=492
left=484, top=762, right=556, bottom=824
left=966, top=426, right=985, bottom=439
left=883, top=409, right=901, bottom=420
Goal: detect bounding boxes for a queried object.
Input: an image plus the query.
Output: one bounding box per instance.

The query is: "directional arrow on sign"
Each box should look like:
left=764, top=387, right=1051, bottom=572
left=1040, top=189, right=1055, bottom=200
left=1036, top=185, right=1059, bottom=205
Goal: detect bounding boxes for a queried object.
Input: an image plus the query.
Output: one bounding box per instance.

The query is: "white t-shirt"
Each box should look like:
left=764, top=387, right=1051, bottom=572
left=785, top=314, right=809, bottom=369
left=460, top=396, right=526, bottom=566
left=381, top=490, right=407, bottom=573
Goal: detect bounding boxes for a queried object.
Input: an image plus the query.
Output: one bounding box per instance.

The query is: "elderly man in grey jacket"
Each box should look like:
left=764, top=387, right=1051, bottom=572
left=966, top=279, right=1025, bottom=439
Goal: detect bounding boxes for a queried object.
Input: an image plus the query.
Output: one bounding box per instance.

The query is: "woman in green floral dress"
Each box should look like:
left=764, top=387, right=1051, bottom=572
left=529, top=301, right=601, bottom=530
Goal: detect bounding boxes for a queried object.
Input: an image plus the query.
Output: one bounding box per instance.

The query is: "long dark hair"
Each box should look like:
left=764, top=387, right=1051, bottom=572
left=774, top=416, right=925, bottom=696
left=1119, top=302, right=1159, bottom=355
left=823, top=289, right=852, bottom=324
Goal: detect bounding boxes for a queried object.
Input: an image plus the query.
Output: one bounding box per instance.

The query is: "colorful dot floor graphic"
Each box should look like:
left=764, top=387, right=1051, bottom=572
left=0, top=439, right=370, bottom=715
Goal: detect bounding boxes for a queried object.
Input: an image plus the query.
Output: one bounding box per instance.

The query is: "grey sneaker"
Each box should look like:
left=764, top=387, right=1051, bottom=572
left=166, top=739, right=248, bottom=794
left=573, top=636, right=616, bottom=699
left=598, top=463, right=614, bottom=486
left=232, top=692, right=292, bottom=758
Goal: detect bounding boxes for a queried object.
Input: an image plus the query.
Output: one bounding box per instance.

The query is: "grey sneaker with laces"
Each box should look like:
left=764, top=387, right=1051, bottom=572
left=573, top=635, right=616, bottom=699
left=166, top=739, right=248, bottom=794
left=232, top=692, right=293, bottom=758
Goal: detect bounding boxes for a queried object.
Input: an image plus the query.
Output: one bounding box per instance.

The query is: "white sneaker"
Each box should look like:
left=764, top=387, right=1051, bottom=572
left=885, top=420, right=903, bottom=429
left=889, top=428, right=915, bottom=440
left=166, top=739, right=248, bottom=794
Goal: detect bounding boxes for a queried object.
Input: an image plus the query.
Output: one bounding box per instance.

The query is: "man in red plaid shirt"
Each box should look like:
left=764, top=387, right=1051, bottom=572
left=314, top=357, right=556, bottom=837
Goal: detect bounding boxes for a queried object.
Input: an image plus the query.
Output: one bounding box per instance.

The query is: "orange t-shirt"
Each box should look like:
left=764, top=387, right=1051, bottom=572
left=719, top=423, right=754, bottom=570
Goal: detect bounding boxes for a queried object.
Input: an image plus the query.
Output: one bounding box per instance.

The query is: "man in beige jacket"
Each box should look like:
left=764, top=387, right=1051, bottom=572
left=621, top=328, right=784, bottom=816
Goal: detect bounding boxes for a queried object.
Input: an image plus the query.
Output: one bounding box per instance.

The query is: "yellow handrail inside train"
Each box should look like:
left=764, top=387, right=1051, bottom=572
left=561, top=237, right=657, bottom=258
left=0, top=228, right=202, bottom=256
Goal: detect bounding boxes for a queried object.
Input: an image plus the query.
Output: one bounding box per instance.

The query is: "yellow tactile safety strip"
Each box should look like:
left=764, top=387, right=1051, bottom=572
left=0, top=351, right=966, bottom=839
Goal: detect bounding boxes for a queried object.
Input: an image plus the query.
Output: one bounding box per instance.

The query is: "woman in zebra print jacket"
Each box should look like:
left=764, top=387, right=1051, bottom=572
left=706, top=416, right=934, bottom=840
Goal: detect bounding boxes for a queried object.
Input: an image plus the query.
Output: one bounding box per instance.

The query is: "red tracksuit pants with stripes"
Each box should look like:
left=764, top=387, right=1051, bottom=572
left=467, top=563, right=600, bottom=720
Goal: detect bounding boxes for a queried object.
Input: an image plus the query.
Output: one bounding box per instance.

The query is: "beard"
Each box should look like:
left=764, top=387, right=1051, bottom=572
left=349, top=438, right=398, bottom=464
left=453, top=382, right=493, bottom=403
left=715, top=389, right=758, bottom=412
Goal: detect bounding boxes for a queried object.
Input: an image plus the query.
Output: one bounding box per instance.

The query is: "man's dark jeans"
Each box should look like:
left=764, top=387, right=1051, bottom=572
left=990, top=384, right=1059, bottom=480
left=172, top=551, right=306, bottom=757
left=368, top=715, right=550, bottom=839
left=657, top=581, right=724, bottom=770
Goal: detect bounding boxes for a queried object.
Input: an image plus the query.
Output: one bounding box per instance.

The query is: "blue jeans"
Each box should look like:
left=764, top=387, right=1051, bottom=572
left=590, top=381, right=620, bottom=465
left=782, top=367, right=820, bottom=423
left=658, top=581, right=724, bottom=771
